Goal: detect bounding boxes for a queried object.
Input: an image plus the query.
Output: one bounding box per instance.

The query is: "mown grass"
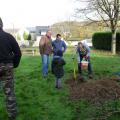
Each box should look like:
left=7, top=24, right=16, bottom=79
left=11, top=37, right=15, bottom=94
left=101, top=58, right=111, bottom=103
left=0, top=48, right=120, bottom=120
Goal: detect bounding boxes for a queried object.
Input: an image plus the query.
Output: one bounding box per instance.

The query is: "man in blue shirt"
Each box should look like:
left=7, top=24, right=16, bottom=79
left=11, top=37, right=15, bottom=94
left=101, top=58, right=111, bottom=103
left=52, top=34, right=67, bottom=56
left=51, top=34, right=67, bottom=73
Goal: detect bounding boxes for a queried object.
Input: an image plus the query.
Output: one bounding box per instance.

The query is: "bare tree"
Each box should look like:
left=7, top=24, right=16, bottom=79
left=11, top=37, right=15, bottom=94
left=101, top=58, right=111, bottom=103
left=76, top=0, right=120, bottom=54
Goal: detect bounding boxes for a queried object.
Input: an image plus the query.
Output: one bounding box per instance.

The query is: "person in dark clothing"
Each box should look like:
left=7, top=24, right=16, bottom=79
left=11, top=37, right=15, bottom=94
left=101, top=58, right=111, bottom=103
left=52, top=50, right=66, bottom=89
left=0, top=18, right=22, bottom=120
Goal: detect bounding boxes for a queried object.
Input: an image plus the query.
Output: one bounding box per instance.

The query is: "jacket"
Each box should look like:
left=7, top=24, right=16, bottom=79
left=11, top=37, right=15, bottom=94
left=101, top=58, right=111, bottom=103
left=52, top=39, right=67, bottom=56
left=0, top=29, right=21, bottom=68
left=39, top=35, right=52, bottom=55
left=52, top=56, right=66, bottom=78
left=76, top=43, right=90, bottom=63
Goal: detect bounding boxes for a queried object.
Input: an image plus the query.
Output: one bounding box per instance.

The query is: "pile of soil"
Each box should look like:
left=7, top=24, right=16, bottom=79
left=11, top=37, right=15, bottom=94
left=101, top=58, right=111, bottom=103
left=66, top=76, right=120, bottom=105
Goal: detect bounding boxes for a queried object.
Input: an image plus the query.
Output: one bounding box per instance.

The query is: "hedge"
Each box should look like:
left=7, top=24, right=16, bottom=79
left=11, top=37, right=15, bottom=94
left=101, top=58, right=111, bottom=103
left=92, top=32, right=120, bottom=51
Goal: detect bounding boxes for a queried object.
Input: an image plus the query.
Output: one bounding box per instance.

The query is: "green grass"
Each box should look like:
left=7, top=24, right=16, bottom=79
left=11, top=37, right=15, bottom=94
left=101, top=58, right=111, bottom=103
left=0, top=48, right=120, bottom=120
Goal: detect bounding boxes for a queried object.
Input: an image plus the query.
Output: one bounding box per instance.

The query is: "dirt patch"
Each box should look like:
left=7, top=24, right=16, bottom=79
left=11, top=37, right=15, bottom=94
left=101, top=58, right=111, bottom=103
left=66, top=76, right=120, bottom=105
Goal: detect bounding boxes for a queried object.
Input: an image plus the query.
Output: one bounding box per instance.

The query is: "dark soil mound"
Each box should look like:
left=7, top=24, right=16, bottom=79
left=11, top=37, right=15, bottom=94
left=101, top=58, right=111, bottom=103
left=66, top=76, right=120, bottom=105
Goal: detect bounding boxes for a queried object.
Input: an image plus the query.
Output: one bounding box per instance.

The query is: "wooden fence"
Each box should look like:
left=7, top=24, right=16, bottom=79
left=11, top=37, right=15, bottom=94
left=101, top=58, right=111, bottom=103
left=21, top=47, right=39, bottom=56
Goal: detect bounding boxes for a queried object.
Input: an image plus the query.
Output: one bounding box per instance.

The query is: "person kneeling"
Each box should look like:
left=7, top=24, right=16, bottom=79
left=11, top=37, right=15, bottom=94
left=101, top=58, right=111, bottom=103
left=77, top=42, right=93, bottom=78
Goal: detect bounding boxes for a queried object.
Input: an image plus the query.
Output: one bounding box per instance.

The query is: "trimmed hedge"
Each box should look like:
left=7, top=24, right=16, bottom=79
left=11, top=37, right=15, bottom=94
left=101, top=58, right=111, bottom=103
left=92, top=32, right=120, bottom=51
left=116, top=32, right=120, bottom=51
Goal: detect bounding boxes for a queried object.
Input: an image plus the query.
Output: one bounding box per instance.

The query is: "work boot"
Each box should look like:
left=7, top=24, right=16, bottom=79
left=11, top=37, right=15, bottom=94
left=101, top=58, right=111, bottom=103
left=77, top=74, right=84, bottom=82
left=8, top=112, right=17, bottom=120
left=8, top=116, right=16, bottom=120
left=88, top=74, right=93, bottom=79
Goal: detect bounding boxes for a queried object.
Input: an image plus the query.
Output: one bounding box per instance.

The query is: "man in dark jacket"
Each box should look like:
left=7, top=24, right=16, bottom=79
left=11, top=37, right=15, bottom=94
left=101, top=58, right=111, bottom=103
left=52, top=50, right=66, bottom=89
left=0, top=18, right=22, bottom=120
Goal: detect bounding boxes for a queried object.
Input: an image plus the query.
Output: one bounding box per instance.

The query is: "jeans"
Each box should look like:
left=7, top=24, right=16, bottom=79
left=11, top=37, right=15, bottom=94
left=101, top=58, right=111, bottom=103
left=41, top=54, right=49, bottom=76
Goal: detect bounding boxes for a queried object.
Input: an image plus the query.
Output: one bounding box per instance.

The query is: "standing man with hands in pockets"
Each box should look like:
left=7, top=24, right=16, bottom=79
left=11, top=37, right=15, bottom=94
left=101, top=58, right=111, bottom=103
left=39, top=30, right=53, bottom=78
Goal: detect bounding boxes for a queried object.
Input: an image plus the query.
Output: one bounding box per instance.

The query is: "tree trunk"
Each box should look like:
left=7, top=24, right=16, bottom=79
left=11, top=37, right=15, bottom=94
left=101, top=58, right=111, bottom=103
left=111, top=31, right=116, bottom=55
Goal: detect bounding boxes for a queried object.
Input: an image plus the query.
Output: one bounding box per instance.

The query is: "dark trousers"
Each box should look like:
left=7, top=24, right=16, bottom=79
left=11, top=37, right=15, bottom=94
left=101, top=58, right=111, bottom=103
left=78, top=55, right=92, bottom=74
left=55, top=78, right=61, bottom=88
left=51, top=61, right=54, bottom=74
left=0, top=63, right=17, bottom=118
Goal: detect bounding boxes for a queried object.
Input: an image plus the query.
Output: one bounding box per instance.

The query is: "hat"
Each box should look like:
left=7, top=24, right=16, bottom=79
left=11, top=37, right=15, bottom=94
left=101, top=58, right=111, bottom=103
left=56, top=50, right=63, bottom=57
left=0, top=18, right=3, bottom=28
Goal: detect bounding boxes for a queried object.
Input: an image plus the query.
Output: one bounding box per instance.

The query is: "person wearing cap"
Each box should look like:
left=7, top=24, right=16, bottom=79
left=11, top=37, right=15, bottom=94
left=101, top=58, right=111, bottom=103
left=0, top=18, right=21, bottom=120
left=39, top=30, right=52, bottom=77
left=52, top=50, right=66, bottom=88
left=77, top=42, right=93, bottom=78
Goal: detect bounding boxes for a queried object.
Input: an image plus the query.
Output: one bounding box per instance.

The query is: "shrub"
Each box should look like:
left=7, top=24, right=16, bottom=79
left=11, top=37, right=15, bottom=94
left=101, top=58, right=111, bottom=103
left=27, top=33, right=31, bottom=40
left=92, top=32, right=120, bottom=51
left=23, top=32, right=31, bottom=40
left=116, top=32, right=120, bottom=51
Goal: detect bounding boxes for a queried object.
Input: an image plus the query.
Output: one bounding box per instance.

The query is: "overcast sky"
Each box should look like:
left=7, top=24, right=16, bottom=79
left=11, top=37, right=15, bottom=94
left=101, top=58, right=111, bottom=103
left=0, top=0, right=78, bottom=28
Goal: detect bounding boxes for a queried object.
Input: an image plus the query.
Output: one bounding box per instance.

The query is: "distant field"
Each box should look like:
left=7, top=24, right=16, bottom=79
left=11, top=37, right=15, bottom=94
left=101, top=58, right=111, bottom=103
left=0, top=48, right=120, bottom=120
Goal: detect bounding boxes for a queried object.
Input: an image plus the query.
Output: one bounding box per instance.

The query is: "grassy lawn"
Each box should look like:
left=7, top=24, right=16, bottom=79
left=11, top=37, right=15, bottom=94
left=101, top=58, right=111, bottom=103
left=0, top=48, right=120, bottom=120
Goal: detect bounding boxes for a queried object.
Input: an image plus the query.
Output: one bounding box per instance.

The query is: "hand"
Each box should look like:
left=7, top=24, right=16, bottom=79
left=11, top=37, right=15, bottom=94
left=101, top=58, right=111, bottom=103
left=84, top=56, right=89, bottom=60
left=52, top=49, right=54, bottom=53
left=72, top=57, right=75, bottom=60
left=62, top=50, right=65, bottom=53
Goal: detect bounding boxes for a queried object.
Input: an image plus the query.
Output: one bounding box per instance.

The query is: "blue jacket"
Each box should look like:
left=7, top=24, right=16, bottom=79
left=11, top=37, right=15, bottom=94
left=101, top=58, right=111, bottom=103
left=52, top=39, right=67, bottom=56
